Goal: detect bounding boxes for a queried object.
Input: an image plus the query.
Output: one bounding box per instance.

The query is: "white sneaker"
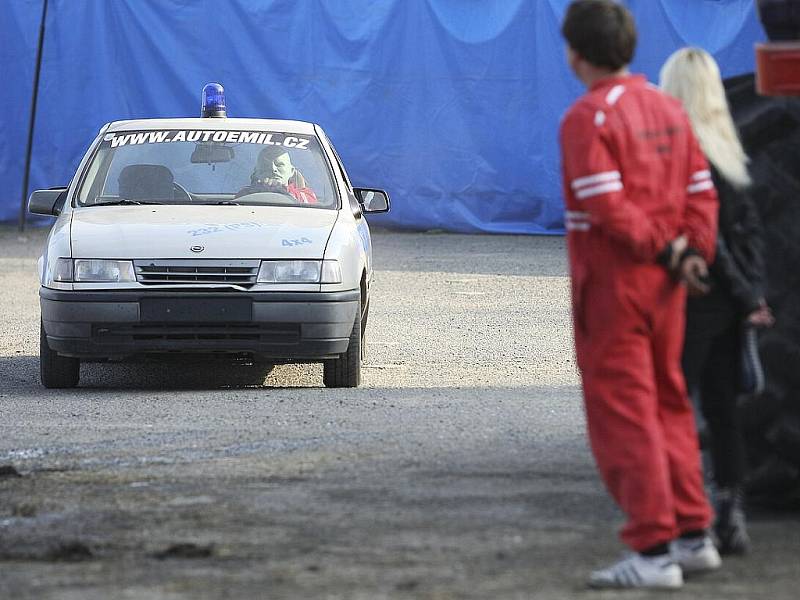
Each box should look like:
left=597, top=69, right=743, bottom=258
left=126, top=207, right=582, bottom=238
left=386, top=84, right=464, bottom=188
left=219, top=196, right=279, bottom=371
left=588, top=553, right=683, bottom=589
left=671, top=535, right=722, bottom=574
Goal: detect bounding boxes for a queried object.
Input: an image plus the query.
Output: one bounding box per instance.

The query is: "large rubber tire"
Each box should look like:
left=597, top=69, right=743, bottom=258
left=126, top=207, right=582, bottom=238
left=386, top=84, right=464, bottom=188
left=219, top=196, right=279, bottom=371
left=323, top=303, right=362, bottom=388
left=40, top=321, right=80, bottom=389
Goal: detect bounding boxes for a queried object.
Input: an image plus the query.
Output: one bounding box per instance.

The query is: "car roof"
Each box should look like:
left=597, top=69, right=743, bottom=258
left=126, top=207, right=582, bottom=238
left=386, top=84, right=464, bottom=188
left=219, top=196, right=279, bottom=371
left=106, top=118, right=318, bottom=135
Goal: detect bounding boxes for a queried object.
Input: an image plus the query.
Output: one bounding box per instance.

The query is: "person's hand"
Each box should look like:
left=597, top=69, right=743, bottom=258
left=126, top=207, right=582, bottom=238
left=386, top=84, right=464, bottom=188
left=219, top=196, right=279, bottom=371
left=680, top=255, right=711, bottom=296
left=668, top=235, right=688, bottom=271
left=256, top=177, right=288, bottom=191
left=746, top=299, right=775, bottom=328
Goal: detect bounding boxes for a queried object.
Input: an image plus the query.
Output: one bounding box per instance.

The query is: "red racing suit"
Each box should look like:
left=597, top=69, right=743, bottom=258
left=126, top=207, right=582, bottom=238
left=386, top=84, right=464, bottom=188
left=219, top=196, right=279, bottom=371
left=559, top=74, right=718, bottom=551
left=287, top=182, right=318, bottom=204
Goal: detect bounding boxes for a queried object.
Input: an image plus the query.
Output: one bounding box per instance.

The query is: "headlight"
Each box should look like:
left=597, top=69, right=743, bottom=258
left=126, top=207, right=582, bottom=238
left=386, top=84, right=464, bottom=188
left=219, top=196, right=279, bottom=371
left=73, top=259, right=136, bottom=282
left=257, top=260, right=342, bottom=284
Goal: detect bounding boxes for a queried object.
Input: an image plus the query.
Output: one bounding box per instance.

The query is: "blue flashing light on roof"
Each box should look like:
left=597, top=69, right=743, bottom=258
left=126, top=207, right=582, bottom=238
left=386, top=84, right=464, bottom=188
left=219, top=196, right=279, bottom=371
left=201, top=83, right=226, bottom=118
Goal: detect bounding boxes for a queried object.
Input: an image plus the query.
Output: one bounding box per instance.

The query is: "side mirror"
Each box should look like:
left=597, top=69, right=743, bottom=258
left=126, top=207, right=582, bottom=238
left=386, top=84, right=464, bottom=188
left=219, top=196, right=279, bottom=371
left=354, top=188, right=390, bottom=214
left=191, top=143, right=235, bottom=163
left=28, top=187, right=68, bottom=216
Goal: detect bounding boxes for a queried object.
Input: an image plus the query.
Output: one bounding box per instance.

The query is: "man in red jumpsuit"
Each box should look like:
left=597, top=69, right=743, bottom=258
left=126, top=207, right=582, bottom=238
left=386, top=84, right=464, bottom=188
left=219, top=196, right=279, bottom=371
left=559, top=1, right=721, bottom=589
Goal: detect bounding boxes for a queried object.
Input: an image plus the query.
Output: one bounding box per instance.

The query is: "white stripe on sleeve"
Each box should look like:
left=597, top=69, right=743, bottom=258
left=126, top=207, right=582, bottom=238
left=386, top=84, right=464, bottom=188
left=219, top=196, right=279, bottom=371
left=566, top=222, right=591, bottom=231
left=687, top=180, right=714, bottom=194
left=691, top=169, right=711, bottom=182
left=575, top=180, right=624, bottom=200
left=570, top=170, right=620, bottom=191
left=565, top=210, right=590, bottom=220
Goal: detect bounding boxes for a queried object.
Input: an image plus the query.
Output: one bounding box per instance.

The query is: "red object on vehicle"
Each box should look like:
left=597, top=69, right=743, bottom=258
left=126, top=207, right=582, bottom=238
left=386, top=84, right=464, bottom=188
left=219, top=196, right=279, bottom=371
left=756, top=42, right=800, bottom=96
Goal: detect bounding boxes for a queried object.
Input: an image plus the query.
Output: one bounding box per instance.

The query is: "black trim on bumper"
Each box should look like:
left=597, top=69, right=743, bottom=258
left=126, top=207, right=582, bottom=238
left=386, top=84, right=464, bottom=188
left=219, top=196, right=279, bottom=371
left=39, top=287, right=360, bottom=303
left=40, top=287, right=359, bottom=360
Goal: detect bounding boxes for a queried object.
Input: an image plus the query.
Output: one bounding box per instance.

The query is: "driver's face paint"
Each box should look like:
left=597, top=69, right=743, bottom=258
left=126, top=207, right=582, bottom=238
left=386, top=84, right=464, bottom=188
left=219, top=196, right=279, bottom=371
left=272, top=153, right=294, bottom=185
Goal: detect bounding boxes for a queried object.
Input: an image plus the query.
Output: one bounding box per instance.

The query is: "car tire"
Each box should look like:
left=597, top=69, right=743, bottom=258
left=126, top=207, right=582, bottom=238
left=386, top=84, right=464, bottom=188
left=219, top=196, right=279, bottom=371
left=323, top=302, right=361, bottom=388
left=40, top=321, right=80, bottom=389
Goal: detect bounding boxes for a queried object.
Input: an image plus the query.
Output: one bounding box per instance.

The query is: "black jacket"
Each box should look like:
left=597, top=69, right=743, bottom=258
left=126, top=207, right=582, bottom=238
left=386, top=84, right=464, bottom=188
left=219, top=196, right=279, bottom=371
left=698, top=167, right=765, bottom=315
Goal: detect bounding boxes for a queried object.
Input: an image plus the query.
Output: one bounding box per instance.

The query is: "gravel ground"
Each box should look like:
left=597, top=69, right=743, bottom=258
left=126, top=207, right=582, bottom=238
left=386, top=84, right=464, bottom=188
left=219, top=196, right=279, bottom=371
left=0, top=224, right=798, bottom=599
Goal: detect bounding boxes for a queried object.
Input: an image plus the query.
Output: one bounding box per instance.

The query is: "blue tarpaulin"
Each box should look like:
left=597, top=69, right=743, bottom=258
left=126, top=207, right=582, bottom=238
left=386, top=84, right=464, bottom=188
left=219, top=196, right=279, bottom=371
left=1, top=0, right=765, bottom=233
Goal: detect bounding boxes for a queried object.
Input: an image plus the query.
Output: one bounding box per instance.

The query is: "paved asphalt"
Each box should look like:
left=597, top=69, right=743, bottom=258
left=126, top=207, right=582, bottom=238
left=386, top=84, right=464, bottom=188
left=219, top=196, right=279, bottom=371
left=1, top=225, right=798, bottom=599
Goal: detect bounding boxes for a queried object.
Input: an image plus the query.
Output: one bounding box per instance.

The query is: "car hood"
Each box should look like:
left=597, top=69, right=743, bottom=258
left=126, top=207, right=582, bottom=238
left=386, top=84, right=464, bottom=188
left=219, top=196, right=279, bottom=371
left=70, top=205, right=338, bottom=259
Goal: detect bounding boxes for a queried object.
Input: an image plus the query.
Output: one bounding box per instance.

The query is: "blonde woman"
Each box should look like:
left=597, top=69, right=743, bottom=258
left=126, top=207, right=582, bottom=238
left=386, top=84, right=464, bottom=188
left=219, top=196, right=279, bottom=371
left=660, top=48, right=774, bottom=555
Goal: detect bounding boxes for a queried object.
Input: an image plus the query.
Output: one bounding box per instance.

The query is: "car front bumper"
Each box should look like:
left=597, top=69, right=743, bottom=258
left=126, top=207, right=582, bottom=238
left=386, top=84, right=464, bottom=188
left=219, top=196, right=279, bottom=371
left=40, top=287, right=359, bottom=360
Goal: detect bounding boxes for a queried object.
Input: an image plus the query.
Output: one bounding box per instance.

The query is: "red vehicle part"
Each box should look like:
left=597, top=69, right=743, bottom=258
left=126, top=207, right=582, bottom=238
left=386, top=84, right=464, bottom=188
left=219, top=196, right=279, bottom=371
left=756, top=0, right=800, bottom=96
left=756, top=43, right=800, bottom=96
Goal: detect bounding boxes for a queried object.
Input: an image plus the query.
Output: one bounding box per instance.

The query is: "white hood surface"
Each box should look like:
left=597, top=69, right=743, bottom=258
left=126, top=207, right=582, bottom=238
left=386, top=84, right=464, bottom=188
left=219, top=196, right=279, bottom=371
left=70, top=205, right=337, bottom=260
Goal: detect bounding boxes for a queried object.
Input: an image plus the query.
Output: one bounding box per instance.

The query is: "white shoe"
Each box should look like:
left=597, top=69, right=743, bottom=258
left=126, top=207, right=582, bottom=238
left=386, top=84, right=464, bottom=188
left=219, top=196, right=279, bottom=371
left=588, top=553, right=683, bottom=589
left=671, top=535, right=722, bottom=574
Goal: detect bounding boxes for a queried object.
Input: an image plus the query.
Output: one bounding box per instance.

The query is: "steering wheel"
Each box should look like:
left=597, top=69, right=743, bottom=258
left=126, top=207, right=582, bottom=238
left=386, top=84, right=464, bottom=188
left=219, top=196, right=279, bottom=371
left=235, top=183, right=297, bottom=202
left=173, top=181, right=193, bottom=202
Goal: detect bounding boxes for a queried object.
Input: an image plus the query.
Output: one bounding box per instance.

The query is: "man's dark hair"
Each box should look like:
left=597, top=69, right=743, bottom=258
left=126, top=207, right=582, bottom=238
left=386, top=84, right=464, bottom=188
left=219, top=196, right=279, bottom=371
left=256, top=145, right=290, bottom=167
left=562, top=0, right=637, bottom=71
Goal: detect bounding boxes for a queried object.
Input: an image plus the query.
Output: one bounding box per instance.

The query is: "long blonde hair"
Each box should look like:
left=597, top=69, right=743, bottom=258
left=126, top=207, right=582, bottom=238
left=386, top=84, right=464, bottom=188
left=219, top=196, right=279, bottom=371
left=659, top=47, right=751, bottom=189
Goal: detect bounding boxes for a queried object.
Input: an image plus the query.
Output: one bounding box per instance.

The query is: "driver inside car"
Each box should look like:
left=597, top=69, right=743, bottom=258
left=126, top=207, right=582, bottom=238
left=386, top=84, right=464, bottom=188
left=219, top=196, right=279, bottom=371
left=236, top=146, right=318, bottom=203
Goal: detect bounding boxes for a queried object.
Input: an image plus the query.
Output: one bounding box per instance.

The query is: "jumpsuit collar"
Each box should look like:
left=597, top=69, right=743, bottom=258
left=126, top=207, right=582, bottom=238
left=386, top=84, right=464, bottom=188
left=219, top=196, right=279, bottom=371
left=589, top=73, right=647, bottom=93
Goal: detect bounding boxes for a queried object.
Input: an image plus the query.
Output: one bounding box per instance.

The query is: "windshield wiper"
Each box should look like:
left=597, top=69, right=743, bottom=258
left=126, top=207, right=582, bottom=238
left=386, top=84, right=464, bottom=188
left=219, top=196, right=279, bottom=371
left=206, top=200, right=240, bottom=205
left=91, top=199, right=166, bottom=206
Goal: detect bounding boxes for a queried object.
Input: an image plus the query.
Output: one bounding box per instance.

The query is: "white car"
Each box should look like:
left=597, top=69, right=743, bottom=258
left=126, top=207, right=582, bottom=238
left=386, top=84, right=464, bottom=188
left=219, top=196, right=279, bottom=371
left=29, top=84, right=389, bottom=389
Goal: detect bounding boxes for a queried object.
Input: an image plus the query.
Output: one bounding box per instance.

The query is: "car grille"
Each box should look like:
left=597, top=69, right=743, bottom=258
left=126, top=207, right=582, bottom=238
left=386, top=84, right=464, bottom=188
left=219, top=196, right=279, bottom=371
left=134, top=260, right=260, bottom=287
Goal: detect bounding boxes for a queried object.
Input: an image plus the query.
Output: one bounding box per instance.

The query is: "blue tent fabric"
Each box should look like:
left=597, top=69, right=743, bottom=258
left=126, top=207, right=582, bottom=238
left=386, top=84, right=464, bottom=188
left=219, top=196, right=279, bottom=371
left=0, top=0, right=45, bottom=224
left=2, top=0, right=765, bottom=233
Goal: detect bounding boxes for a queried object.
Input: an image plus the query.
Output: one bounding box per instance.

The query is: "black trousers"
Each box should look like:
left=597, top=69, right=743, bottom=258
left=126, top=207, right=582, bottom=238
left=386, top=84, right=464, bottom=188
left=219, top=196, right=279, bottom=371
left=682, top=295, right=746, bottom=489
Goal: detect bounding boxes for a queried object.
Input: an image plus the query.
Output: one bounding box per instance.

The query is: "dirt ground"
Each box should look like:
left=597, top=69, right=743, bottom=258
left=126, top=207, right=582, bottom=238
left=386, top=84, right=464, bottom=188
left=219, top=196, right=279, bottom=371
left=1, top=225, right=798, bottom=599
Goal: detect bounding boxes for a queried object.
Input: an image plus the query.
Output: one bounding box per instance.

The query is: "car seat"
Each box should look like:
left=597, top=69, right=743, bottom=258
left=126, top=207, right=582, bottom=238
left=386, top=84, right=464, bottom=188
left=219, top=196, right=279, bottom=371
left=118, top=164, right=175, bottom=201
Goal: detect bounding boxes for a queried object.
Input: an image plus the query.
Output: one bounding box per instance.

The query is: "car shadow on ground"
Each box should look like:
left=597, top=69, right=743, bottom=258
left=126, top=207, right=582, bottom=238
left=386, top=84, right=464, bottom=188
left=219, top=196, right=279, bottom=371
left=0, top=354, right=314, bottom=391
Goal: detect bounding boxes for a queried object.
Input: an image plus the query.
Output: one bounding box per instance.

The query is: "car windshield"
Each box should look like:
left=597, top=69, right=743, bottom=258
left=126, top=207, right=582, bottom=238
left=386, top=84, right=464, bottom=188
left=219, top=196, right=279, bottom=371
left=77, top=129, right=337, bottom=209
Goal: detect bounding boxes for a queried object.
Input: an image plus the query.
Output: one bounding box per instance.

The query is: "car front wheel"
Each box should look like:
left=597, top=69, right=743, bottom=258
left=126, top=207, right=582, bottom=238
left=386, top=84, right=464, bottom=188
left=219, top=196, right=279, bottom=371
left=323, top=302, right=362, bottom=388
left=40, top=321, right=80, bottom=389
